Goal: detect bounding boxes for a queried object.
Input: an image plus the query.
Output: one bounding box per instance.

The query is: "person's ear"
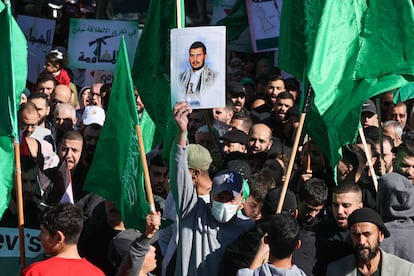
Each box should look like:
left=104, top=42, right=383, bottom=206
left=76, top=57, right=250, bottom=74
left=264, top=234, right=269, bottom=245
left=267, top=140, right=273, bottom=150
left=296, top=239, right=302, bottom=250
left=378, top=231, right=385, bottom=243
left=347, top=164, right=354, bottom=174
left=54, top=230, right=66, bottom=250
left=292, top=209, right=299, bottom=219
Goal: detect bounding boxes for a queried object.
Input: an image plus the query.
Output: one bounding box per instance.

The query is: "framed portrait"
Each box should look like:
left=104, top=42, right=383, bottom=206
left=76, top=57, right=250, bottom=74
left=171, top=26, right=226, bottom=109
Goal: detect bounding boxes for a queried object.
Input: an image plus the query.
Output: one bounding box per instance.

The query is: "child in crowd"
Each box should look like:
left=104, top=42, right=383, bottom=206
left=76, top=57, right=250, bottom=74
left=43, top=49, right=71, bottom=86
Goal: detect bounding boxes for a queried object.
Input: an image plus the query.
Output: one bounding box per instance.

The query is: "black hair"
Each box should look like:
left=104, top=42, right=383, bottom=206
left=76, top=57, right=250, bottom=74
left=28, top=92, right=50, bottom=108
left=39, top=203, right=84, bottom=244
left=276, top=91, right=294, bottom=101
left=248, top=172, right=275, bottom=204
left=189, top=41, right=206, bottom=54
left=298, top=178, right=328, bottom=206
left=268, top=213, right=300, bottom=259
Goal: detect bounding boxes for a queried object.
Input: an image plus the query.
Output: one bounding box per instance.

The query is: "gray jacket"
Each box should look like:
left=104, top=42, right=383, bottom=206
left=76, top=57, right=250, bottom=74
left=170, top=144, right=254, bottom=276
left=326, top=249, right=414, bottom=276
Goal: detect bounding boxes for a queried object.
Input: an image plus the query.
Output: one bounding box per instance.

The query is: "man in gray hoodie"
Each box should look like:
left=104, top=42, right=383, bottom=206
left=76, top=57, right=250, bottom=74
left=378, top=172, right=414, bottom=263
left=170, top=101, right=254, bottom=275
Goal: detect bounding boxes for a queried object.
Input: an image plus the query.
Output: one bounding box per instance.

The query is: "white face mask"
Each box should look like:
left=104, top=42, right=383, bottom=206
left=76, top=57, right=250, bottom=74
left=211, top=200, right=239, bottom=223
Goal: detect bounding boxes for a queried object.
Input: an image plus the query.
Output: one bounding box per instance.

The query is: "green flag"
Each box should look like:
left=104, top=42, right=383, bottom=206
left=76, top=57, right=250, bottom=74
left=0, top=1, right=28, bottom=218
left=278, top=0, right=323, bottom=81
left=84, top=37, right=150, bottom=231
left=306, top=0, right=414, bottom=166
left=216, top=0, right=248, bottom=42
left=132, top=0, right=184, bottom=160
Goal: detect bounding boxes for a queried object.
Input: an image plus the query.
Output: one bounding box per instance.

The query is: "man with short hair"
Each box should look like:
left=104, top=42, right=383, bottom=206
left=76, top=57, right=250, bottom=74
left=237, top=214, right=306, bottom=276
left=28, top=93, right=51, bottom=129
left=53, top=103, right=77, bottom=147
left=274, top=91, right=294, bottom=121
left=314, top=183, right=363, bottom=275
left=297, top=178, right=328, bottom=231
left=266, top=75, right=285, bottom=105
left=21, top=203, right=104, bottom=275
left=149, top=154, right=169, bottom=199
left=393, top=141, right=414, bottom=184
left=390, top=102, right=408, bottom=129
left=327, top=208, right=414, bottom=276
left=230, top=113, right=253, bottom=134
left=248, top=123, right=273, bottom=155
left=59, top=130, right=83, bottom=174
left=170, top=101, right=253, bottom=275
left=35, top=74, right=57, bottom=98
left=373, top=135, right=394, bottom=176
left=213, top=101, right=234, bottom=126
left=179, top=41, right=218, bottom=107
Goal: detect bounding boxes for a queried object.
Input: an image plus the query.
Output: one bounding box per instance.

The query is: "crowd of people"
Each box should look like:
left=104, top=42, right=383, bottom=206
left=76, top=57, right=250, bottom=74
left=4, top=19, right=414, bottom=274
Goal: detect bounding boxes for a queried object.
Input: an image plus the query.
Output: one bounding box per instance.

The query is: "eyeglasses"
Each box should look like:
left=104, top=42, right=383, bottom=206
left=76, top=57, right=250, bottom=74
left=22, top=123, right=38, bottom=129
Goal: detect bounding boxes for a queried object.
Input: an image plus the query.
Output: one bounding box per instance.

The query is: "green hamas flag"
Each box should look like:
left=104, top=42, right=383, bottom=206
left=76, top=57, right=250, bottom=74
left=0, top=1, right=28, bottom=218
left=84, top=37, right=150, bottom=231
left=306, top=0, right=414, bottom=166
left=278, top=0, right=323, bottom=81
left=132, top=0, right=185, bottom=161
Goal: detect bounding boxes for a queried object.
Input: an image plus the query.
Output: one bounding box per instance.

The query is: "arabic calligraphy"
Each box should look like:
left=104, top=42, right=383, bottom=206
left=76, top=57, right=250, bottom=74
left=28, top=27, right=52, bottom=45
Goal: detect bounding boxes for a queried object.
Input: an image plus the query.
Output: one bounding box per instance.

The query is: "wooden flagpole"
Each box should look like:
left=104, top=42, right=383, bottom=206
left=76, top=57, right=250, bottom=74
left=276, top=86, right=313, bottom=213
left=14, top=139, right=26, bottom=268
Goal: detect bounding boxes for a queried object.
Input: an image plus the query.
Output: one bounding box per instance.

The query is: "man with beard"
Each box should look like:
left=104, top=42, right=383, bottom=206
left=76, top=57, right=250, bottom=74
left=28, top=93, right=52, bottom=129
left=393, top=141, right=414, bottom=184
left=228, top=82, right=249, bottom=116
left=327, top=208, right=414, bottom=275
left=179, top=41, right=218, bottom=108
left=314, top=183, right=363, bottom=275
left=247, top=123, right=273, bottom=155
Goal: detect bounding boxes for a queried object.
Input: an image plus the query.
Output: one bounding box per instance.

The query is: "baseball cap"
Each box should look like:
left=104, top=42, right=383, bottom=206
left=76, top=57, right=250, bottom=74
left=187, top=144, right=212, bottom=171
left=212, top=169, right=244, bottom=197
left=219, top=129, right=248, bottom=146
left=82, top=106, right=105, bottom=126
left=348, top=207, right=390, bottom=238
left=227, top=82, right=246, bottom=96
left=361, top=100, right=377, bottom=114
left=262, top=187, right=297, bottom=217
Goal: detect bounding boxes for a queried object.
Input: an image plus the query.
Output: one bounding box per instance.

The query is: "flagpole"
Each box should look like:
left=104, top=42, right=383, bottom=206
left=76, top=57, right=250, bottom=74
left=176, top=0, right=185, bottom=29
left=276, top=86, right=313, bottom=214
left=358, top=128, right=378, bottom=191
left=13, top=139, right=26, bottom=267
left=135, top=125, right=155, bottom=211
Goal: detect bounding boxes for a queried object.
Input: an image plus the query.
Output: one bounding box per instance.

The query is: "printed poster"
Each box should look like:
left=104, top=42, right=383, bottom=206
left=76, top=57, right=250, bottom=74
left=171, top=26, right=226, bottom=109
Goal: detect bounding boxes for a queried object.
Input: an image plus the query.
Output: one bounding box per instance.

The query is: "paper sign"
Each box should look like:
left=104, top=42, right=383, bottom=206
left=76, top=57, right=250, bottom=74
left=246, top=0, right=282, bottom=52
left=16, top=15, right=56, bottom=83
left=68, top=19, right=139, bottom=70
